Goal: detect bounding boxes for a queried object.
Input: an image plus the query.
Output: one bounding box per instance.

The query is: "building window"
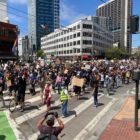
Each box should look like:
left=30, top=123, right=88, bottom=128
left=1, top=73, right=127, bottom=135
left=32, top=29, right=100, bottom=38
left=73, top=41, right=76, bottom=46
left=83, top=32, right=92, bottom=37
left=77, top=32, right=80, bottom=37
left=83, top=40, right=92, bottom=45
left=83, top=24, right=92, bottom=29
left=77, top=24, right=80, bottom=29
left=73, top=34, right=76, bottom=38
left=77, top=40, right=80, bottom=45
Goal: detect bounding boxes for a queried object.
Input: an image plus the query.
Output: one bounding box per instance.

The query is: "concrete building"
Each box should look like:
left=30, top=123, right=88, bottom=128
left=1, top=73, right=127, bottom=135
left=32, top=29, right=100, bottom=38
left=28, top=0, right=60, bottom=51
left=41, top=16, right=113, bottom=60
left=21, top=36, right=30, bottom=61
left=96, top=0, right=132, bottom=52
left=0, top=0, right=7, bottom=22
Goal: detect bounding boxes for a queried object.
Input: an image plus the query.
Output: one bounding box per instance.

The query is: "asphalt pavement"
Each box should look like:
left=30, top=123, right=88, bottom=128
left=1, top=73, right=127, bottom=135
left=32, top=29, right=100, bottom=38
left=0, top=82, right=136, bottom=140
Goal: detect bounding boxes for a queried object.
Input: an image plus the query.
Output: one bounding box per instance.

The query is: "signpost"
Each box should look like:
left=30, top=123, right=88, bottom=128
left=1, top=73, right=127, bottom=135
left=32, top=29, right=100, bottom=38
left=132, top=70, right=140, bottom=131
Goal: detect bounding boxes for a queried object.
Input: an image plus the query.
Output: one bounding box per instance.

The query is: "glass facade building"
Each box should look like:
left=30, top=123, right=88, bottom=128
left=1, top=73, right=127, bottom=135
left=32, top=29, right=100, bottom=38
left=28, top=0, right=59, bottom=51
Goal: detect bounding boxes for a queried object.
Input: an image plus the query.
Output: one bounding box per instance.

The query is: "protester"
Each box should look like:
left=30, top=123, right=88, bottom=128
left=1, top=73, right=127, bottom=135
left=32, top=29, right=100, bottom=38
left=59, top=87, right=69, bottom=118
left=37, top=112, right=64, bottom=140
left=44, top=81, right=52, bottom=112
left=17, top=73, right=27, bottom=112
left=0, top=77, right=6, bottom=108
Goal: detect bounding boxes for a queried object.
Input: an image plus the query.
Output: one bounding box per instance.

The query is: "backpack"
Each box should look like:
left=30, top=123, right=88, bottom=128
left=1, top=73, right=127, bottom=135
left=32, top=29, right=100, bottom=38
left=37, top=129, right=57, bottom=140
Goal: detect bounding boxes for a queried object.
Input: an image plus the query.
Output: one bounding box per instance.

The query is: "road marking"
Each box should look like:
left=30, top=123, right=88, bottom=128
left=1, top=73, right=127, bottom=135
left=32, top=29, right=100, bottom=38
left=28, top=94, right=104, bottom=140
left=15, top=99, right=60, bottom=124
left=4, top=110, right=26, bottom=140
left=73, top=98, right=117, bottom=140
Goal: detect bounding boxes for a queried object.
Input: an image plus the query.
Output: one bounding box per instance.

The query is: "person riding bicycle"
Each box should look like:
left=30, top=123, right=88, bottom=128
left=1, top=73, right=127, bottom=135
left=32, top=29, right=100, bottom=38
left=37, top=112, right=64, bottom=140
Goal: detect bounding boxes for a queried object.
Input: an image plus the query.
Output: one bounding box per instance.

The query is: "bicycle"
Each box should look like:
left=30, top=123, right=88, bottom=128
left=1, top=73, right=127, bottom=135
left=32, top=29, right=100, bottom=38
left=9, top=91, right=19, bottom=112
left=9, top=94, right=17, bottom=112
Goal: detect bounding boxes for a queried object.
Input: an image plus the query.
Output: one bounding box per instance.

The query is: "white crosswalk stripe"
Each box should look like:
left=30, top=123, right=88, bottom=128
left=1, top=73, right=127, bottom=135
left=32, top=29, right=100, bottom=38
left=27, top=94, right=104, bottom=140
left=4, top=91, right=116, bottom=140
left=73, top=98, right=117, bottom=140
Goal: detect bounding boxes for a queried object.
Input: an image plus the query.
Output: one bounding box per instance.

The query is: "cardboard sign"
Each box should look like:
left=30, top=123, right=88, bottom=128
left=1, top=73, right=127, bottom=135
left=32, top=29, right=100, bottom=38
left=72, top=76, right=84, bottom=87
left=64, top=69, right=68, bottom=74
left=7, top=80, right=12, bottom=87
left=56, top=58, right=61, bottom=64
left=15, top=65, right=20, bottom=70
left=85, top=65, right=90, bottom=70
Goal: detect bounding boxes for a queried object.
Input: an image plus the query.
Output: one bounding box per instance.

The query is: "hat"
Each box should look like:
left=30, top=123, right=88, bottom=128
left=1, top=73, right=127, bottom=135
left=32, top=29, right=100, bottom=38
left=46, top=115, right=54, bottom=126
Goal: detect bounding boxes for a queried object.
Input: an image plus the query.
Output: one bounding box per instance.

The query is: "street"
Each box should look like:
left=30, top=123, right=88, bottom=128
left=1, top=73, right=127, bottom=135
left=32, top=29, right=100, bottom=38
left=1, top=82, right=135, bottom=140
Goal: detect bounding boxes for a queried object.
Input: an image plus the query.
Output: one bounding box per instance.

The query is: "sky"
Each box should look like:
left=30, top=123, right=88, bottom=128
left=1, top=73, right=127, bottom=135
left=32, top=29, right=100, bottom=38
left=6, top=0, right=140, bottom=48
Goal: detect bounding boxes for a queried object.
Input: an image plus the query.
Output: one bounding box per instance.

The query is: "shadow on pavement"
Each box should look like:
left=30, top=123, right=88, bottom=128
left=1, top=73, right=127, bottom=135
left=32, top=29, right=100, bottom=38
left=0, top=135, right=6, bottom=140
left=24, top=105, right=39, bottom=111
left=51, top=106, right=61, bottom=110
left=98, top=103, right=104, bottom=106
left=68, top=110, right=77, bottom=117
left=78, top=97, right=89, bottom=100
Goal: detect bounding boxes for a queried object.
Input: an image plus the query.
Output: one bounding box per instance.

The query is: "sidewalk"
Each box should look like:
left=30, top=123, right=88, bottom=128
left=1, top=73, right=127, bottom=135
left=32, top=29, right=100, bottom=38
left=0, top=111, right=16, bottom=140
left=99, top=96, right=140, bottom=140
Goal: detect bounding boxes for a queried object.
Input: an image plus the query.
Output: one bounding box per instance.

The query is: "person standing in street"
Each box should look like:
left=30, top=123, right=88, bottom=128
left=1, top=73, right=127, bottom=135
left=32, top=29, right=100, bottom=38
left=44, top=81, right=52, bottom=112
left=17, top=74, right=27, bottom=112
left=59, top=87, right=69, bottom=118
left=0, top=77, right=6, bottom=108
left=92, top=81, right=99, bottom=108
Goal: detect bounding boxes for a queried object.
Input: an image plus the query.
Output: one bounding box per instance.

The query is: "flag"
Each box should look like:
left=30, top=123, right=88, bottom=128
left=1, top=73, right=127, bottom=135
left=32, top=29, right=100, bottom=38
left=41, top=24, right=47, bottom=30
left=12, top=38, right=18, bottom=55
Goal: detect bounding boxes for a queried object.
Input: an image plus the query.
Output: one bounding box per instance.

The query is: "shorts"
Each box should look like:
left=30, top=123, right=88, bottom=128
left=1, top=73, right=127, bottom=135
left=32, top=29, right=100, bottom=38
left=17, top=94, right=25, bottom=102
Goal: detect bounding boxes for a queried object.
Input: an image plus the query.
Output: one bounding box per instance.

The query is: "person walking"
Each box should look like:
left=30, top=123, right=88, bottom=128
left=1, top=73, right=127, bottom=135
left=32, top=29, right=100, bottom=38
left=44, top=81, right=52, bottom=112
left=59, top=87, right=69, bottom=118
left=92, top=81, right=99, bottom=108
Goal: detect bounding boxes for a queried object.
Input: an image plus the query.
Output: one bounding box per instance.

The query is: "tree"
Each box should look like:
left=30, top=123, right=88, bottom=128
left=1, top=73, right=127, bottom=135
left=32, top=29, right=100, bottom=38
left=105, top=47, right=130, bottom=60
left=36, top=49, right=45, bottom=58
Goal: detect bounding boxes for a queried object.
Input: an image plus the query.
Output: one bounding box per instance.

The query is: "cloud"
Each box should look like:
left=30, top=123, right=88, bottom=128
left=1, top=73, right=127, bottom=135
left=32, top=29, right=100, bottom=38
left=8, top=0, right=27, bottom=5
left=60, top=1, right=87, bottom=25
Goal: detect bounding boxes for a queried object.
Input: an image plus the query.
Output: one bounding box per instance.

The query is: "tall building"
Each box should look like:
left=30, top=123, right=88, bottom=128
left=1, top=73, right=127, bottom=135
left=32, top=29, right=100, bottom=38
left=96, top=0, right=132, bottom=52
left=41, top=16, right=113, bottom=60
left=28, top=0, right=60, bottom=51
left=0, top=0, right=7, bottom=22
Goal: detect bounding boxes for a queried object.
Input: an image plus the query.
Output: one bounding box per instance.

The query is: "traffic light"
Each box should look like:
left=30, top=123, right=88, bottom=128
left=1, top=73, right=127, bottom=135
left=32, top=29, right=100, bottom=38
left=130, top=15, right=139, bottom=34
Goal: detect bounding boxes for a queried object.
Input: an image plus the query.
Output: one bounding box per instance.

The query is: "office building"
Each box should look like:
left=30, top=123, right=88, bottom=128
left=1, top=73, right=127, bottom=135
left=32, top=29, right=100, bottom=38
left=0, top=0, right=7, bottom=22
left=41, top=16, right=113, bottom=60
left=0, top=22, right=18, bottom=60
left=28, top=0, right=60, bottom=51
left=96, top=0, right=132, bottom=52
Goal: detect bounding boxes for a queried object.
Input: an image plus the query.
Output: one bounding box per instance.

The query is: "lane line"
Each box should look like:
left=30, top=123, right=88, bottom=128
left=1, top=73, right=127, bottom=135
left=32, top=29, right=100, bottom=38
left=73, top=98, right=117, bottom=140
left=28, top=94, right=104, bottom=140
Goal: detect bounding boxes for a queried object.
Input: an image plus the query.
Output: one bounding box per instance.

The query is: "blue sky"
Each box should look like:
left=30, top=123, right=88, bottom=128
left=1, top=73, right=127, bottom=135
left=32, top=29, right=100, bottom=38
left=7, top=0, right=140, bottom=47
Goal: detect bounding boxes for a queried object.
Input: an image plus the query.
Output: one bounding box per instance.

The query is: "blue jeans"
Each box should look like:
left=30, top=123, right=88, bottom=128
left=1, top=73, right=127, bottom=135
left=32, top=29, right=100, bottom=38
left=61, top=100, right=68, bottom=116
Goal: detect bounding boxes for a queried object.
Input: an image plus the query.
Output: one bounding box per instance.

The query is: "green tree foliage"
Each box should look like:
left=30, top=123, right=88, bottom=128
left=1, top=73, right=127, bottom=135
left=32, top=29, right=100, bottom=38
left=134, top=46, right=140, bottom=58
left=36, top=49, right=45, bottom=58
left=105, top=47, right=130, bottom=60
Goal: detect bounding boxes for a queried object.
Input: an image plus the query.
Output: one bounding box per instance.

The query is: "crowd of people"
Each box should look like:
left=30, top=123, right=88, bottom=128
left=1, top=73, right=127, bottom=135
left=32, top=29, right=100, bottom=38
left=0, top=59, right=137, bottom=139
